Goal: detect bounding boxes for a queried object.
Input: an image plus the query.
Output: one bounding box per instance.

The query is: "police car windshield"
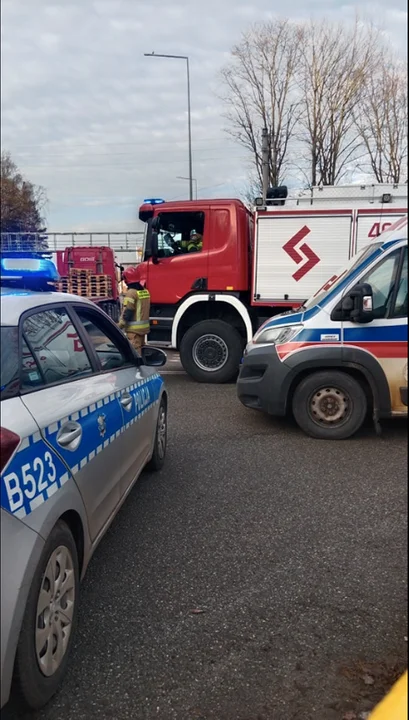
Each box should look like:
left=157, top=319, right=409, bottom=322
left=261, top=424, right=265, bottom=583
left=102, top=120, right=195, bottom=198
left=303, top=242, right=383, bottom=310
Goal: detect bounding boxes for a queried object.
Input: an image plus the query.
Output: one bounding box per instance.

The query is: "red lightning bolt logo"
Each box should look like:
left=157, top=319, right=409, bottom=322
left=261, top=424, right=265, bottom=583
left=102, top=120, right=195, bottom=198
left=283, top=226, right=320, bottom=281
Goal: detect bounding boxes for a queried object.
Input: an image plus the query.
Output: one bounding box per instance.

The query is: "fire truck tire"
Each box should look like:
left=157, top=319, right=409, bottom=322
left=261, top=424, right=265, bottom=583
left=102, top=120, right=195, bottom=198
left=292, top=370, right=368, bottom=440
left=180, top=320, right=244, bottom=383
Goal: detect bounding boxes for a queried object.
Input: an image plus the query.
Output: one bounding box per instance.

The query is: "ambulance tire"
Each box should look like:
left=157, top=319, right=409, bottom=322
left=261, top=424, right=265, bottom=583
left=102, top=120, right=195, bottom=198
left=13, top=520, right=80, bottom=711
left=292, top=371, right=368, bottom=440
left=180, top=320, right=243, bottom=383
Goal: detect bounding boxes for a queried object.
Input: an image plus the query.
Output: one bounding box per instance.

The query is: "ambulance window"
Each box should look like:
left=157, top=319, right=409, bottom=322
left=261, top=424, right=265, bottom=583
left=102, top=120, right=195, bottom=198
left=361, top=249, right=401, bottom=319
left=391, top=248, right=408, bottom=318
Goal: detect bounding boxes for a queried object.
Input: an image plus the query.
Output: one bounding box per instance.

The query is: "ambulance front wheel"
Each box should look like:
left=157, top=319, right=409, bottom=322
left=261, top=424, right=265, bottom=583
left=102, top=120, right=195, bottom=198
left=292, top=371, right=368, bottom=440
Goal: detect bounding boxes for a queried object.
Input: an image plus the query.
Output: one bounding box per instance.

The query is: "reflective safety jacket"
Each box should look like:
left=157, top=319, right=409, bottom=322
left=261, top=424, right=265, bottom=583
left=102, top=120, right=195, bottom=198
left=180, top=237, right=203, bottom=253
left=119, top=288, right=150, bottom=334
left=187, top=238, right=203, bottom=252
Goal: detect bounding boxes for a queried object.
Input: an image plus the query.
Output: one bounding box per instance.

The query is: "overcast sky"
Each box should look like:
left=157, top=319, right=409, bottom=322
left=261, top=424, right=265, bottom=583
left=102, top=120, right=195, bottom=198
left=1, top=0, right=407, bottom=232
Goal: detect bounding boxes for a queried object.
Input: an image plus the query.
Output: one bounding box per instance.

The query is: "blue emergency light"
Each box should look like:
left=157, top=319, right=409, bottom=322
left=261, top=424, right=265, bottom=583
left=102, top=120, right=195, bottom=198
left=0, top=255, right=59, bottom=289
left=143, top=198, right=165, bottom=205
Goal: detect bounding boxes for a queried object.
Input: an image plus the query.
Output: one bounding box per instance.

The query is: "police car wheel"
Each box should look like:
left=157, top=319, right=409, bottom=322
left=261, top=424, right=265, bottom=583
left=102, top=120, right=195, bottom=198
left=180, top=320, right=243, bottom=383
left=292, top=371, right=367, bottom=440
left=13, top=520, right=79, bottom=711
left=147, top=397, right=167, bottom=471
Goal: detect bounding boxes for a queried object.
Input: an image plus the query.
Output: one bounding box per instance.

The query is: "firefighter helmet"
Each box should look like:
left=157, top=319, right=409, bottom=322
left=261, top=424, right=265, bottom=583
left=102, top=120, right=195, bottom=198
left=123, top=265, right=143, bottom=285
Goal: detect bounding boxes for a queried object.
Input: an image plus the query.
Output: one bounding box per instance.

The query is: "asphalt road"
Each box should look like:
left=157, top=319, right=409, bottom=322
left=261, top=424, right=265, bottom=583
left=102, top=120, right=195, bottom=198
left=6, top=360, right=408, bottom=720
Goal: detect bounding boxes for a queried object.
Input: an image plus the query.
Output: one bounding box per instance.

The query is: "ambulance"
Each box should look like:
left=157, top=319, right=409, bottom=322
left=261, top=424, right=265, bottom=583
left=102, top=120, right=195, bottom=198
left=237, top=217, right=408, bottom=439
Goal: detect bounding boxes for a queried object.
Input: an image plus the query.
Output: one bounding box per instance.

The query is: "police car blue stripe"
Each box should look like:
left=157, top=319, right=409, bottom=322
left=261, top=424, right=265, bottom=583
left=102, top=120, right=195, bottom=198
left=1, top=373, right=163, bottom=520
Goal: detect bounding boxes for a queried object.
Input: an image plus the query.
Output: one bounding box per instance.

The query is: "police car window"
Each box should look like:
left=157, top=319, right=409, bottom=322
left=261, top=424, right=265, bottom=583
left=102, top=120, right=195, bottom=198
left=21, top=338, right=44, bottom=391
left=361, top=249, right=401, bottom=319
left=156, top=211, right=205, bottom=257
left=0, top=327, right=20, bottom=400
left=74, top=310, right=129, bottom=371
left=22, top=308, right=92, bottom=387
left=391, top=248, right=407, bottom=318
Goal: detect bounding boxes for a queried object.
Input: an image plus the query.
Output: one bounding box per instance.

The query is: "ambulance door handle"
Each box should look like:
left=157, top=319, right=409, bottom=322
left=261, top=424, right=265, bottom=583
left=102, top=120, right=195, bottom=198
left=120, top=393, right=133, bottom=412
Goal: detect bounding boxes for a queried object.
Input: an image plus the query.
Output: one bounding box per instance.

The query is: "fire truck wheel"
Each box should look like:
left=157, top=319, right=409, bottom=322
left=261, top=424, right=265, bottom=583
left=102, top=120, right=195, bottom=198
left=180, top=320, right=244, bottom=383
left=292, top=370, right=368, bottom=440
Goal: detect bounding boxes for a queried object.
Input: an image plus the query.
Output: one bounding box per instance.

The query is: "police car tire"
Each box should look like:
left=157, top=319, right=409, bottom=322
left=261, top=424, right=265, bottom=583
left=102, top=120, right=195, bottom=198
left=13, top=520, right=80, bottom=711
left=180, top=320, right=243, bottom=383
left=147, top=397, right=167, bottom=471
left=292, top=371, right=367, bottom=440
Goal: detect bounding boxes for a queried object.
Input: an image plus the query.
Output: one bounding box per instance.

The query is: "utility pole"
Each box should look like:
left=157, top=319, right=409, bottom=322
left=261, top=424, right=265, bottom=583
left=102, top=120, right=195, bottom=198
left=261, top=127, right=269, bottom=205
left=144, top=52, right=194, bottom=201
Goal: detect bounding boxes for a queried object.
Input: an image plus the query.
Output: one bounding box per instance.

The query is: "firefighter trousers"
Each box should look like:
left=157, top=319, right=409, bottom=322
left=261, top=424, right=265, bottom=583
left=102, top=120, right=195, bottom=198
left=126, top=332, right=146, bottom=354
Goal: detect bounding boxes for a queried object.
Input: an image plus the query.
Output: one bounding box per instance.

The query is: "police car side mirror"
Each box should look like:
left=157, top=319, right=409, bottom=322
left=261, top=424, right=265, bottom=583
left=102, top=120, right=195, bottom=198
left=140, top=346, right=167, bottom=367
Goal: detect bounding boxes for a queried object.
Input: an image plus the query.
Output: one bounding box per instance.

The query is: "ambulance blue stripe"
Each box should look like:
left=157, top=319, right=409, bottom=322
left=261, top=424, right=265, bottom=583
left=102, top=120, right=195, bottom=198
left=344, top=325, right=408, bottom=342
left=293, top=325, right=407, bottom=343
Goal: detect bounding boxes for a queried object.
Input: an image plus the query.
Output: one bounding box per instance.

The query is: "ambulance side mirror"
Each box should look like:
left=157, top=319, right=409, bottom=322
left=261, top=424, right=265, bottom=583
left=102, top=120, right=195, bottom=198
left=331, top=283, right=374, bottom=323
left=349, top=283, right=374, bottom=323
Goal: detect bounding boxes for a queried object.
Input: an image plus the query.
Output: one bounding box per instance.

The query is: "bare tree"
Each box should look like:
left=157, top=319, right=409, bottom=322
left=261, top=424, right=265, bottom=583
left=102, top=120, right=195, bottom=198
left=354, top=61, right=408, bottom=183
left=297, top=18, right=383, bottom=187
left=220, top=19, right=304, bottom=188
left=1, top=151, right=48, bottom=249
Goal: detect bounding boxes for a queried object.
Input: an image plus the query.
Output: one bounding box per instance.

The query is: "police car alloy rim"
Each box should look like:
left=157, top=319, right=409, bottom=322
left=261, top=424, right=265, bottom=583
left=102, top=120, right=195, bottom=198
left=35, top=545, right=76, bottom=677
left=192, top=334, right=229, bottom=372
left=308, top=386, right=351, bottom=426
left=157, top=404, right=167, bottom=459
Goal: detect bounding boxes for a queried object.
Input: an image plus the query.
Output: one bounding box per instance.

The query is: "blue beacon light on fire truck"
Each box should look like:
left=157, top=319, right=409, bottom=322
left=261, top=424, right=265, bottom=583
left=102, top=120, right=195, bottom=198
left=143, top=198, right=165, bottom=205
left=0, top=255, right=59, bottom=289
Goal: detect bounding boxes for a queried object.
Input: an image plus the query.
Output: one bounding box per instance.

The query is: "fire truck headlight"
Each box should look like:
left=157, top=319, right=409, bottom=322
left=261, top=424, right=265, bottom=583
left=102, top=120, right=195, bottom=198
left=253, top=324, right=303, bottom=346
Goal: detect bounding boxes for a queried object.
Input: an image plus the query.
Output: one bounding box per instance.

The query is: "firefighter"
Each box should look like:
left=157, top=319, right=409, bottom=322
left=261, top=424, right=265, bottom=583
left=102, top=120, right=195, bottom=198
left=118, top=266, right=150, bottom=354
left=185, top=229, right=203, bottom=253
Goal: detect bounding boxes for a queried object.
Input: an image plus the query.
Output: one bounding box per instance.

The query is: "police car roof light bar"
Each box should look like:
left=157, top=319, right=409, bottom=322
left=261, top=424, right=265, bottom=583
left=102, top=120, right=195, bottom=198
left=0, top=255, right=60, bottom=290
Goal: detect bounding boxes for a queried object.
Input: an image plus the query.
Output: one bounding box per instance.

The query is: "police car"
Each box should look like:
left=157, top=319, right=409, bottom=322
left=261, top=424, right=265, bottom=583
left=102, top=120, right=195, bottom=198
left=237, top=217, right=408, bottom=439
left=0, top=254, right=168, bottom=710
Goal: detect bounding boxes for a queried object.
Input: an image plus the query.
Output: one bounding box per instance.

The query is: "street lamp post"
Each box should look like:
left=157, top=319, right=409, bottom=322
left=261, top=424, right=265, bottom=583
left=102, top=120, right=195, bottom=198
left=176, top=175, right=197, bottom=200
left=144, top=52, right=193, bottom=201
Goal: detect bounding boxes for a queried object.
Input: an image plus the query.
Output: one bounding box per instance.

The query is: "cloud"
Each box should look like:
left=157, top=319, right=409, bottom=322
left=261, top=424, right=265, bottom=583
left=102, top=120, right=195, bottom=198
left=1, top=0, right=407, bottom=231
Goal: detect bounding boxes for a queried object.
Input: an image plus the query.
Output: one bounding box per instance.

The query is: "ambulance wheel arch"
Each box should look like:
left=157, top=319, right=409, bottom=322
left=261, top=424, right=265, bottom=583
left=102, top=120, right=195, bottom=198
left=283, top=348, right=392, bottom=439
left=173, top=295, right=253, bottom=383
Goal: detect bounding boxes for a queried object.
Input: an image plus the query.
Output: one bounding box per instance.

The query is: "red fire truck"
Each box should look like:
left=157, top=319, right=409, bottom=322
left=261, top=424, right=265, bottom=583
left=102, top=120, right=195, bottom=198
left=56, top=246, right=121, bottom=322
left=138, top=184, right=408, bottom=383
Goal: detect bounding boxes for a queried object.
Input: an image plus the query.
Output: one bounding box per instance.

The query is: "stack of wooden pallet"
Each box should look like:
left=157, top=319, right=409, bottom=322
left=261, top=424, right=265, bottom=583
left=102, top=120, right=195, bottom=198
left=58, top=276, right=70, bottom=293
left=89, top=274, right=112, bottom=298
left=58, top=269, right=113, bottom=297
left=69, top=268, right=90, bottom=297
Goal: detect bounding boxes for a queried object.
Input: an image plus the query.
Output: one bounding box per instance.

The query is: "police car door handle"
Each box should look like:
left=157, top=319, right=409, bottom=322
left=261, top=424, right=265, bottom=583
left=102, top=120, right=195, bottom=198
left=57, top=422, right=82, bottom=449
left=120, top=392, right=133, bottom=411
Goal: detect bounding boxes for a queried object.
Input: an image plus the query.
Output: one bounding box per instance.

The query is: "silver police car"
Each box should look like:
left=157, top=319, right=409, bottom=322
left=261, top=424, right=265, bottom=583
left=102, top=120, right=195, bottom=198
left=1, top=275, right=168, bottom=710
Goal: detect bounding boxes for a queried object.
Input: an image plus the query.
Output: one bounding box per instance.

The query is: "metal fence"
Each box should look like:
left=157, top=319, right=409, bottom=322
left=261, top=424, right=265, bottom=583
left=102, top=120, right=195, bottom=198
left=0, top=232, right=144, bottom=252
